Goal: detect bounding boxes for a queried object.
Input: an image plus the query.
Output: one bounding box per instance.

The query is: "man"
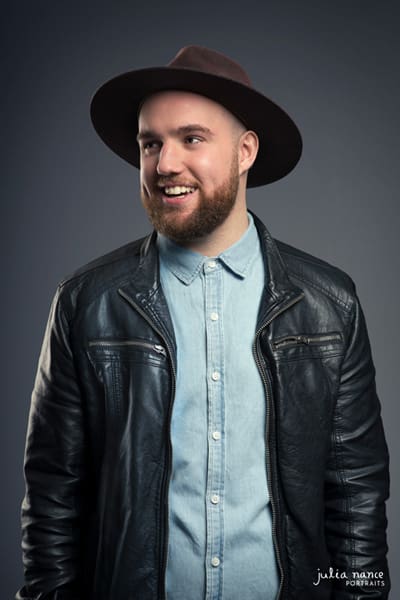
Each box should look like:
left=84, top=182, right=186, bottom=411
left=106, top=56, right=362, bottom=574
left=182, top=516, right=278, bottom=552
left=17, top=46, right=390, bottom=599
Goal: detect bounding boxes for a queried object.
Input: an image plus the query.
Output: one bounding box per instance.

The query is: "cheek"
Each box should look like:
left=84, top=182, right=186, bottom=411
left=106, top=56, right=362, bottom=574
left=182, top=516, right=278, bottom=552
left=192, top=152, right=226, bottom=185
left=140, top=161, right=154, bottom=188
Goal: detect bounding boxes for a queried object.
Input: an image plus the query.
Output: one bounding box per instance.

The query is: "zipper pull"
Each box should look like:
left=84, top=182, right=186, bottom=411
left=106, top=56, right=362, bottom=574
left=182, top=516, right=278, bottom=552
left=154, top=344, right=167, bottom=356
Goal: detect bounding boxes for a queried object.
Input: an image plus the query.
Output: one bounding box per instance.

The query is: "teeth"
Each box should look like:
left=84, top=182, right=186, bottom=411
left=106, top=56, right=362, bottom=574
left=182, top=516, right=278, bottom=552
left=164, top=186, right=195, bottom=196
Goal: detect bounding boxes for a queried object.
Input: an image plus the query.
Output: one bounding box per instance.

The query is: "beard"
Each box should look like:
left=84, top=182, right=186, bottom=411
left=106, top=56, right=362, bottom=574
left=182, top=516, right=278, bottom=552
left=141, top=157, right=239, bottom=244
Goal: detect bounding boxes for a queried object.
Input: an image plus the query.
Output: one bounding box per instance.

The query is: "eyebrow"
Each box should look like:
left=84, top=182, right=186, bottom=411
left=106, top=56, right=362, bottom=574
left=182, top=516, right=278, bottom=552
left=136, top=124, right=214, bottom=142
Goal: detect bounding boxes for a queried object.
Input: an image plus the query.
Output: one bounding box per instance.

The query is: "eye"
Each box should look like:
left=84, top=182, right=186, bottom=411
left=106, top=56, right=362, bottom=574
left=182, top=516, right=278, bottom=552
left=140, top=140, right=161, bottom=153
left=185, top=136, right=202, bottom=145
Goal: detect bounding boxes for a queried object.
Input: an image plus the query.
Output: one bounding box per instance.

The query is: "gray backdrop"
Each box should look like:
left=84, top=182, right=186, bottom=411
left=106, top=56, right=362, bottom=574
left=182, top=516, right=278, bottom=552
left=2, top=1, right=399, bottom=597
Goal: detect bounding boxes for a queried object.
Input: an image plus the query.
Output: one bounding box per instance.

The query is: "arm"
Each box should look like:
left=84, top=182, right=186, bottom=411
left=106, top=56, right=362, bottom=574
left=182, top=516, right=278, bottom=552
left=16, top=286, right=86, bottom=600
left=324, top=286, right=390, bottom=599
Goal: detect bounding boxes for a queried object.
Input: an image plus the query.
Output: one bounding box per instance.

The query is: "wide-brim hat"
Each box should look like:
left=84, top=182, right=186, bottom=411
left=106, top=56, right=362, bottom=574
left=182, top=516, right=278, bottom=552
left=90, top=45, right=302, bottom=187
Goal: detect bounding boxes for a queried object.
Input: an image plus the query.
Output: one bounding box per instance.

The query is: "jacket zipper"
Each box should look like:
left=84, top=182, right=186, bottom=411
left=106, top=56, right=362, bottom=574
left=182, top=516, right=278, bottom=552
left=252, top=292, right=304, bottom=600
left=117, top=289, right=175, bottom=600
left=118, top=287, right=304, bottom=599
left=88, top=339, right=167, bottom=356
left=273, top=332, right=342, bottom=350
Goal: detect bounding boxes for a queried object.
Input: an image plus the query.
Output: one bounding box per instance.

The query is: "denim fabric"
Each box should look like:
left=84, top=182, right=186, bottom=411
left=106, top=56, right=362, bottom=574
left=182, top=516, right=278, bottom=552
left=157, top=212, right=279, bottom=600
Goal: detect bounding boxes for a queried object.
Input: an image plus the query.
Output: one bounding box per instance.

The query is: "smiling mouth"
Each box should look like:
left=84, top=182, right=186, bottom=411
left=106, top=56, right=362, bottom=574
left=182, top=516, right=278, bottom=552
left=160, top=185, right=197, bottom=199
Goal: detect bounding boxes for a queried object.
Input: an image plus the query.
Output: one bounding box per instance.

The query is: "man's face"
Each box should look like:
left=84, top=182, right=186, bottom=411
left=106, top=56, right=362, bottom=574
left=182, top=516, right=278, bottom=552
left=138, top=91, right=243, bottom=244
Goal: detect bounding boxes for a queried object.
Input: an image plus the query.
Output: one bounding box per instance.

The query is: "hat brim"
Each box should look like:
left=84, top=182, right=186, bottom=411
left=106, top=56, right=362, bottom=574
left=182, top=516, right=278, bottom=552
left=90, top=67, right=302, bottom=187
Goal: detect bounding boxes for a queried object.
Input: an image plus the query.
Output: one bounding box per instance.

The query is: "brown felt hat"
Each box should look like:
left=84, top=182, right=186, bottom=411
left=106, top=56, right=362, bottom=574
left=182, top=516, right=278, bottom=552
left=90, top=45, right=302, bottom=187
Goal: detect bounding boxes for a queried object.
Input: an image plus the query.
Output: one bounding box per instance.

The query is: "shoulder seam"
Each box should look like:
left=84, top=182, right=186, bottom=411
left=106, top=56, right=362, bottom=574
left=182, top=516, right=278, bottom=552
left=58, top=244, right=142, bottom=289
left=288, top=269, right=354, bottom=313
left=279, top=245, right=339, bottom=272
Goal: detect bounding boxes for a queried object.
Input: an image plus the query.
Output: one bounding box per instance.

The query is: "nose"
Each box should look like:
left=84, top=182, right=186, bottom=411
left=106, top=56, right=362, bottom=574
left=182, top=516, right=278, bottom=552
left=156, top=141, right=183, bottom=176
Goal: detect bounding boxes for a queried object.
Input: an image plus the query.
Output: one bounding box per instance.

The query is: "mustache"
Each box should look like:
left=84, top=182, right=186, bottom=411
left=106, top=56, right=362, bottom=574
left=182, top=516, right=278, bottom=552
left=155, top=178, right=199, bottom=188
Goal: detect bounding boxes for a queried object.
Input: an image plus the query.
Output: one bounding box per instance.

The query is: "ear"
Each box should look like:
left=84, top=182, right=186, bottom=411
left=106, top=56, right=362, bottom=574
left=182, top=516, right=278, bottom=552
left=238, top=130, right=259, bottom=176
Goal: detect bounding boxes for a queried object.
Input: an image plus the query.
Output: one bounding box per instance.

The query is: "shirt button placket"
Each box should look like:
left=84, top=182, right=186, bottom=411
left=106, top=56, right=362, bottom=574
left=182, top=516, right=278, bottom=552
left=204, top=258, right=224, bottom=599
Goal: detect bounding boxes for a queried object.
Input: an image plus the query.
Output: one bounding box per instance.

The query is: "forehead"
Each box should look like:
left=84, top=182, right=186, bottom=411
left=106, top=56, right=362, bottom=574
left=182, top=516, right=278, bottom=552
left=138, top=90, right=237, bottom=130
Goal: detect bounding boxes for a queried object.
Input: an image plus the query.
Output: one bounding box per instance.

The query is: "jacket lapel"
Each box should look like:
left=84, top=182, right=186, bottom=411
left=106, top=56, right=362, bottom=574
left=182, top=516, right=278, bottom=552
left=250, top=211, right=304, bottom=329
left=117, top=230, right=177, bottom=365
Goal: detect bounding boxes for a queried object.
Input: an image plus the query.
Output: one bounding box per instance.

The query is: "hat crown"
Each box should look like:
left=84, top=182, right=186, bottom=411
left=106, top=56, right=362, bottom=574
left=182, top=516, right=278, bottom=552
left=168, top=45, right=252, bottom=87
left=90, top=45, right=302, bottom=186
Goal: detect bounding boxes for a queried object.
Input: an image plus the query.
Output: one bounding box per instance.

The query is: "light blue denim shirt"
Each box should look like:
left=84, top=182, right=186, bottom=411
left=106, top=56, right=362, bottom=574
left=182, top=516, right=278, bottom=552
left=157, top=212, right=279, bottom=600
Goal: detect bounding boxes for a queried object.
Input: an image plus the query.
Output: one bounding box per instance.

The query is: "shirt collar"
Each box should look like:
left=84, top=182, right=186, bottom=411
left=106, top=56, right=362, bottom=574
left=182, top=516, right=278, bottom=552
left=156, top=212, right=260, bottom=285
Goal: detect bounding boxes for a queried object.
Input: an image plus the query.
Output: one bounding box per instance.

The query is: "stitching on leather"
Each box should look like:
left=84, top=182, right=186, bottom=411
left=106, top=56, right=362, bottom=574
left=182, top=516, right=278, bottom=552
left=275, top=351, right=344, bottom=363
left=332, top=301, right=358, bottom=574
left=278, top=243, right=352, bottom=282
left=60, top=258, right=148, bottom=324
left=331, top=410, right=355, bottom=572
left=287, top=270, right=353, bottom=313
left=58, top=238, right=145, bottom=288
left=110, top=362, right=119, bottom=418
left=278, top=244, right=338, bottom=268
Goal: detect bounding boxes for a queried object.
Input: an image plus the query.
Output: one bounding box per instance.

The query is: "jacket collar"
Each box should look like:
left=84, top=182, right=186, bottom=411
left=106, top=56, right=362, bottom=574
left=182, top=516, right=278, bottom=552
left=118, top=210, right=304, bottom=352
left=249, top=210, right=304, bottom=328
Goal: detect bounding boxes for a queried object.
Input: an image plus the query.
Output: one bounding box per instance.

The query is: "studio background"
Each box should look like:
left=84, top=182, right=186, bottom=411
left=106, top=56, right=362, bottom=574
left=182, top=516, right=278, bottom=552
left=2, top=1, right=399, bottom=597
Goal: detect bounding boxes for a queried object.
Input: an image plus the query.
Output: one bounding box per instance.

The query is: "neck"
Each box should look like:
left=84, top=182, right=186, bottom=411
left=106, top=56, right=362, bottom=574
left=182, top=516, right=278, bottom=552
left=184, top=203, right=249, bottom=256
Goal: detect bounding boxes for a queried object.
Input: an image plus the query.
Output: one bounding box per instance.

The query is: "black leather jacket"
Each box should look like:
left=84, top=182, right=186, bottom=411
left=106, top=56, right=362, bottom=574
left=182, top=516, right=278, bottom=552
left=17, top=212, right=390, bottom=600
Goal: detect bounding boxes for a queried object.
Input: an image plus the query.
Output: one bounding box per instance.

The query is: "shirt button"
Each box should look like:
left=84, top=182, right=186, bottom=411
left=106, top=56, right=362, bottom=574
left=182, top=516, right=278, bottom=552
left=210, top=312, right=219, bottom=321
left=207, top=260, right=217, bottom=269
left=211, top=371, right=220, bottom=381
left=212, top=431, right=221, bottom=441
left=211, top=556, right=220, bottom=567
left=211, top=494, right=220, bottom=504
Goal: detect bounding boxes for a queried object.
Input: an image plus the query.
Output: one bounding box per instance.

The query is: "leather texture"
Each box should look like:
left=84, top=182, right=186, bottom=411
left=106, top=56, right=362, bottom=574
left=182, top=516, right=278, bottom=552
left=17, top=212, right=390, bottom=599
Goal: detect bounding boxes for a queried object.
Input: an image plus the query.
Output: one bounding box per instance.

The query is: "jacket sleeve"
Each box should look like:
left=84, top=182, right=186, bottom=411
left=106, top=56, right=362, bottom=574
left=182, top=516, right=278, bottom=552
left=324, top=286, right=390, bottom=599
left=16, top=286, right=86, bottom=600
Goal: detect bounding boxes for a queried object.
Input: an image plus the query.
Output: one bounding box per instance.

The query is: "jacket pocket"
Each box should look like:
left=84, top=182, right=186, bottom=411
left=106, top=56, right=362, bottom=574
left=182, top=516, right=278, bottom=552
left=273, top=332, right=342, bottom=350
left=88, top=338, right=167, bottom=359
left=86, top=337, right=169, bottom=422
left=272, top=331, right=343, bottom=361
